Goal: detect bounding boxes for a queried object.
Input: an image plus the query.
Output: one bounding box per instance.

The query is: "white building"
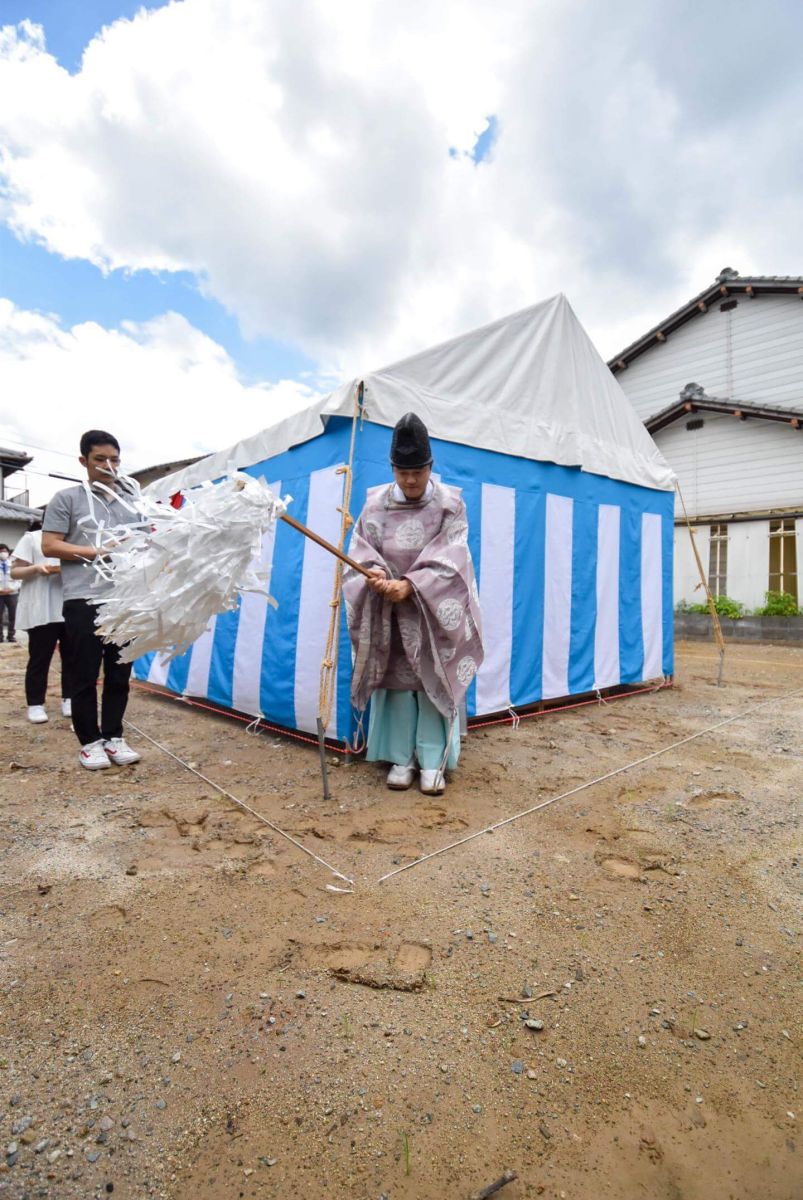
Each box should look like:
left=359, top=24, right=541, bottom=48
left=608, top=269, right=803, bottom=611
left=0, top=447, right=38, bottom=549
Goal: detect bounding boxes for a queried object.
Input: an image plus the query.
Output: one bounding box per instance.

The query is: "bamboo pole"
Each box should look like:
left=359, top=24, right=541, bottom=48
left=676, top=483, right=726, bottom=686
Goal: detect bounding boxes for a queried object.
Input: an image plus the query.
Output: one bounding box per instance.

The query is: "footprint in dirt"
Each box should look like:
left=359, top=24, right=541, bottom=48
left=685, top=790, right=744, bottom=809
left=595, top=854, right=644, bottom=881
left=302, top=940, right=433, bottom=991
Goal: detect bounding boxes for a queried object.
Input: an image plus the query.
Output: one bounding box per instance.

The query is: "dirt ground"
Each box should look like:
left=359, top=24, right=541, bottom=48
left=1, top=640, right=801, bottom=1200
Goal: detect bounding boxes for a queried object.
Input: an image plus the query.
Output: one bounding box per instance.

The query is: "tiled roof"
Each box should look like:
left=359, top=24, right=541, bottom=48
left=0, top=446, right=32, bottom=470
left=645, top=389, right=803, bottom=435
left=609, top=271, right=803, bottom=372
left=0, top=498, right=41, bottom=522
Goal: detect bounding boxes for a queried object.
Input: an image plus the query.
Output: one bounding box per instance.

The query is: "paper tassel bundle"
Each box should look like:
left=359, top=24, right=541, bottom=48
left=93, top=472, right=288, bottom=663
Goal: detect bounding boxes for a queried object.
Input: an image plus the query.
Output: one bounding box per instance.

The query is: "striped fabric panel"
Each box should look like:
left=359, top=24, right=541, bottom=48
left=184, top=617, right=218, bottom=699
left=293, top=466, right=346, bottom=736
left=594, top=504, right=621, bottom=690
left=230, top=480, right=281, bottom=716
left=475, top=482, right=516, bottom=714
left=641, top=511, right=664, bottom=680
left=146, top=652, right=171, bottom=687
left=542, top=493, right=573, bottom=700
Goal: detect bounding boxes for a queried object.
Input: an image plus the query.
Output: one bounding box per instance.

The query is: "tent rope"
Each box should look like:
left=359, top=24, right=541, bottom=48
left=317, top=382, right=363, bottom=736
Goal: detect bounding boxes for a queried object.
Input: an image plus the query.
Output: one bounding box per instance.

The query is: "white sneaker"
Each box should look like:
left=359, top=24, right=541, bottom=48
left=103, top=737, right=140, bottom=766
left=61, top=699, right=72, bottom=718
left=387, top=763, right=416, bottom=790
left=27, top=705, right=48, bottom=724
left=420, top=768, right=446, bottom=795
left=80, top=739, right=111, bottom=770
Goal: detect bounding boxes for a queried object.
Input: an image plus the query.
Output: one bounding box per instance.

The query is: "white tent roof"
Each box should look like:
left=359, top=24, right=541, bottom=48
left=148, top=294, right=674, bottom=499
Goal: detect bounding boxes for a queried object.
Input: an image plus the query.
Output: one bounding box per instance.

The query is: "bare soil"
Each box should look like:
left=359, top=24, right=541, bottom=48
left=1, top=641, right=801, bottom=1200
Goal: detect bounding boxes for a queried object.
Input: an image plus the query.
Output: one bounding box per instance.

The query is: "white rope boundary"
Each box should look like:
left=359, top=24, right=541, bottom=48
left=125, top=718, right=354, bottom=885
left=376, top=684, right=803, bottom=885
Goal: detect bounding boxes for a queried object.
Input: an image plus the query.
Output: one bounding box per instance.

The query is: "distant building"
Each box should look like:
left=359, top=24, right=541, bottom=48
left=609, top=269, right=803, bottom=609
left=129, top=455, right=202, bottom=490
left=1, top=445, right=32, bottom=506
left=0, top=498, right=41, bottom=549
left=0, top=447, right=38, bottom=548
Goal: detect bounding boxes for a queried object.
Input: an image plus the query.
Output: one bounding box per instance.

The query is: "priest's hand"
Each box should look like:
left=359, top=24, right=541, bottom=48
left=380, top=579, right=413, bottom=603
left=366, top=567, right=388, bottom=594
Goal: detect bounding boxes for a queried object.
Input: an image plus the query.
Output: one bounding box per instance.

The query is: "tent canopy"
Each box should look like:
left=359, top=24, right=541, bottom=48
left=147, top=294, right=674, bottom=500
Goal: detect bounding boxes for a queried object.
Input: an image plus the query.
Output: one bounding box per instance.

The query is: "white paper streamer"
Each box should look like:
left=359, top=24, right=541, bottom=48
left=91, top=471, right=289, bottom=663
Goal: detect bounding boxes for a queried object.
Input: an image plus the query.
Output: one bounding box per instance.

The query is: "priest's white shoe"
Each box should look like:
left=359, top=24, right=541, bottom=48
left=419, top=769, right=445, bottom=795
left=387, top=763, right=416, bottom=790
left=27, top=705, right=48, bottom=724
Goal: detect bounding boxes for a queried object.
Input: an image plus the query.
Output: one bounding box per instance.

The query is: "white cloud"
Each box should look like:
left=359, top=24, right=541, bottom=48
left=0, top=298, right=317, bottom=503
left=1, top=0, right=802, bottom=377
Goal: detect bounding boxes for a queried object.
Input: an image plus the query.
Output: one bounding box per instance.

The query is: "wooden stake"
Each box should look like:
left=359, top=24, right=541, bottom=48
left=316, top=717, right=331, bottom=803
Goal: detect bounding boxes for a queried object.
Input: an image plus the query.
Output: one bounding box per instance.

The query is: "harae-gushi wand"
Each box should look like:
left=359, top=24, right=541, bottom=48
left=279, top=512, right=372, bottom=578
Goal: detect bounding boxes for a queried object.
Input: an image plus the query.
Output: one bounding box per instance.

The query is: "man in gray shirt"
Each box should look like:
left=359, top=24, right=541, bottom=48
left=43, top=430, right=143, bottom=770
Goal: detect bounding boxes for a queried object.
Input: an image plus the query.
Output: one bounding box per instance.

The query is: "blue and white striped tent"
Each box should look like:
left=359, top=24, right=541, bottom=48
left=136, top=295, right=675, bottom=746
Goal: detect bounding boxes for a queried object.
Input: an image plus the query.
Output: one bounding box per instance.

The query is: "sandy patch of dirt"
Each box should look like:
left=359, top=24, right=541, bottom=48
left=0, top=640, right=801, bottom=1199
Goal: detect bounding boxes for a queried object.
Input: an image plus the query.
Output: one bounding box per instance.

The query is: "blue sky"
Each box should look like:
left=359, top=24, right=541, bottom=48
left=1, top=1, right=156, bottom=73
left=1, top=0, right=801, bottom=501
left=0, top=1, right=494, bottom=397
left=0, top=2, right=316, bottom=388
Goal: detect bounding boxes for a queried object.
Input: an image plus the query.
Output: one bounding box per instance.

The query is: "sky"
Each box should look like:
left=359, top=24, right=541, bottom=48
left=1, top=0, right=802, bottom=503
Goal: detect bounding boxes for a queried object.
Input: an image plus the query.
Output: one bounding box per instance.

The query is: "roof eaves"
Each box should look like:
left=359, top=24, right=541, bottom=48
left=609, top=274, right=803, bottom=373
left=646, top=394, right=803, bottom=435
left=0, top=447, right=33, bottom=472
left=0, top=498, right=41, bottom=521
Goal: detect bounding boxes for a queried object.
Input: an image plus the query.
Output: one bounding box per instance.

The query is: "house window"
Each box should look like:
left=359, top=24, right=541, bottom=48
left=708, top=524, right=728, bottom=597
left=769, top=519, right=798, bottom=601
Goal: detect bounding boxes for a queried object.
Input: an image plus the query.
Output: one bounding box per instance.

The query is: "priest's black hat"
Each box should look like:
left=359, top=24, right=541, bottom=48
left=390, top=412, right=433, bottom=469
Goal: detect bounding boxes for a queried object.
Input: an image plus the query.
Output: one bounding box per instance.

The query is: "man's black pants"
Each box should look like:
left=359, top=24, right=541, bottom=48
left=63, top=599, right=132, bottom=746
left=0, top=594, right=17, bottom=641
left=25, top=621, right=71, bottom=706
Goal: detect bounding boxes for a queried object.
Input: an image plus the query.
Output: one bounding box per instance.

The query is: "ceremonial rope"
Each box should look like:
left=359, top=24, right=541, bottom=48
left=124, top=717, right=354, bottom=884
left=376, top=682, right=803, bottom=884
left=317, top=383, right=362, bottom=737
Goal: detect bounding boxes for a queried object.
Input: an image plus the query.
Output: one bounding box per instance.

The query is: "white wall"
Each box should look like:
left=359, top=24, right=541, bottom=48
left=617, top=293, right=803, bottom=420
left=674, top=523, right=708, bottom=606
left=655, top=415, right=802, bottom=518
left=727, top=522, right=770, bottom=610
left=0, top=519, right=29, bottom=551
left=675, top=518, right=801, bottom=610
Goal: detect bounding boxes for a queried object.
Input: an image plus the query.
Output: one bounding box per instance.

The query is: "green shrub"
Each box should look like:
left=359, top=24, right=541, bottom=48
left=753, top=590, right=802, bottom=617
left=683, top=594, right=745, bottom=620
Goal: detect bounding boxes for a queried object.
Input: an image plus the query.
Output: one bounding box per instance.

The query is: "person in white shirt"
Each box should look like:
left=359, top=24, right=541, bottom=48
left=11, top=523, right=72, bottom=724
left=0, top=543, right=20, bottom=643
